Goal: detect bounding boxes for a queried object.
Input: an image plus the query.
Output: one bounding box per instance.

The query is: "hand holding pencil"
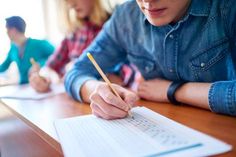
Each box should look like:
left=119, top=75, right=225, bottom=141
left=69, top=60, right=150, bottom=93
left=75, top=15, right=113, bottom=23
left=30, top=58, right=41, bottom=74
left=86, top=52, right=138, bottom=120
left=29, top=58, right=51, bottom=93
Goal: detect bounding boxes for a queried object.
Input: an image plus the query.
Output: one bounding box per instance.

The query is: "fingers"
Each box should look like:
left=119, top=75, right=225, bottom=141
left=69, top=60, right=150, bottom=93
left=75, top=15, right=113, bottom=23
left=137, top=82, right=159, bottom=102
left=137, top=79, right=171, bottom=102
left=30, top=63, right=40, bottom=75
left=89, top=83, right=139, bottom=119
left=90, top=94, right=127, bottom=120
left=137, top=82, right=146, bottom=95
left=115, top=85, right=139, bottom=107
left=92, top=105, right=120, bottom=120
left=97, top=86, right=130, bottom=111
left=29, top=73, right=51, bottom=93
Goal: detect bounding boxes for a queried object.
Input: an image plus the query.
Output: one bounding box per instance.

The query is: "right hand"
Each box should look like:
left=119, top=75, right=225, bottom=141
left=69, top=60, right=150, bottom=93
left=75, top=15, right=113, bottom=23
left=89, top=82, right=139, bottom=120
left=29, top=61, right=41, bottom=75
left=29, top=72, right=51, bottom=93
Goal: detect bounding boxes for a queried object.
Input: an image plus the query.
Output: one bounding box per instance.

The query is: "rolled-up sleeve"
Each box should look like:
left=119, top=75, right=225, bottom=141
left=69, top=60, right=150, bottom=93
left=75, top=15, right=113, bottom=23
left=208, top=0, right=236, bottom=116
left=65, top=74, right=97, bottom=102
left=209, top=81, right=236, bottom=116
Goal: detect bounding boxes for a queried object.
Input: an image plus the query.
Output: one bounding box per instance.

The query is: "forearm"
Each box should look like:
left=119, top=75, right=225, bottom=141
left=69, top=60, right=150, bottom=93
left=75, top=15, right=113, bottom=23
left=175, top=81, right=236, bottom=116
left=0, top=57, right=11, bottom=72
left=175, top=82, right=211, bottom=110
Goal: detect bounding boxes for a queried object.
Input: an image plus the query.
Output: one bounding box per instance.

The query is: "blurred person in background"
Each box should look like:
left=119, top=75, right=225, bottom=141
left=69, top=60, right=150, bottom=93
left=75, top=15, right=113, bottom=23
left=30, top=0, right=141, bottom=93
left=29, top=0, right=111, bottom=92
left=0, top=16, right=54, bottom=84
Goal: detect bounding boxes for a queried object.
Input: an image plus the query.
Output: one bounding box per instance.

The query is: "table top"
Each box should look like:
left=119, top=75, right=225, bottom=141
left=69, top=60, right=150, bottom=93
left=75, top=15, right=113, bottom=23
left=0, top=70, right=18, bottom=86
left=0, top=102, right=62, bottom=157
left=0, top=85, right=236, bottom=157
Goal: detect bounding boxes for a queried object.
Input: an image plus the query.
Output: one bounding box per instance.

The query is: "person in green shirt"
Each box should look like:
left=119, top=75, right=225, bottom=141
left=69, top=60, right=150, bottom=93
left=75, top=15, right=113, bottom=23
left=0, top=16, right=54, bottom=84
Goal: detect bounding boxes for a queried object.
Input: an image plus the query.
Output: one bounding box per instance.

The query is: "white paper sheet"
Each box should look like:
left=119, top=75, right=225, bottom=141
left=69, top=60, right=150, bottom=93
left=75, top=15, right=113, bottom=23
left=54, top=107, right=232, bottom=157
left=0, top=83, right=65, bottom=100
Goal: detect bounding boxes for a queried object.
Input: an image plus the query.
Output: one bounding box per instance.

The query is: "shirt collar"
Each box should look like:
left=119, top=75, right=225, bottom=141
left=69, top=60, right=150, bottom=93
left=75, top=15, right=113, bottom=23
left=188, top=0, right=211, bottom=17
left=142, top=0, right=211, bottom=23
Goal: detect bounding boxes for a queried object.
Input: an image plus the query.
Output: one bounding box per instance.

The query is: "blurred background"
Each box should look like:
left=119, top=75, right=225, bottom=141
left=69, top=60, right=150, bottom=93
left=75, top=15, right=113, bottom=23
left=0, top=0, right=126, bottom=84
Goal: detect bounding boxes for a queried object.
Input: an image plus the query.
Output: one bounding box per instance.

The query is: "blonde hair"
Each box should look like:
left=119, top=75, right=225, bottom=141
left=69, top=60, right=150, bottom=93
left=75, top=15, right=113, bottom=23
left=57, top=0, right=109, bottom=35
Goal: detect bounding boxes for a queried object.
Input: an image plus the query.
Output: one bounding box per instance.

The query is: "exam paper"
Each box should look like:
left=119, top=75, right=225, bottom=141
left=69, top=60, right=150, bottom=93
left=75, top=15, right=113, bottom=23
left=55, top=107, right=232, bottom=157
left=0, top=83, right=65, bottom=100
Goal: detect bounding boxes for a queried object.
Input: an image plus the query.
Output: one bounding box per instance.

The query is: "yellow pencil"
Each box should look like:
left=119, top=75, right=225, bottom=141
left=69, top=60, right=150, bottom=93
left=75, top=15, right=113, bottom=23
left=30, top=58, right=36, bottom=65
left=87, top=52, right=133, bottom=117
left=29, top=58, right=46, bottom=81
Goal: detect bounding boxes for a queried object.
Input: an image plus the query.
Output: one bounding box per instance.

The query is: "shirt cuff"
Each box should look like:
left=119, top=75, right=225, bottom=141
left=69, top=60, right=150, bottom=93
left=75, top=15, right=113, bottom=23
left=208, top=81, right=236, bottom=116
left=71, top=76, right=97, bottom=102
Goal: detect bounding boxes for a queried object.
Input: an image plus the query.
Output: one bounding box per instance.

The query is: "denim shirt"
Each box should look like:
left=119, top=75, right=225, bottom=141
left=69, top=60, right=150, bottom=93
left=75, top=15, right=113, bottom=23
left=65, top=0, right=236, bottom=116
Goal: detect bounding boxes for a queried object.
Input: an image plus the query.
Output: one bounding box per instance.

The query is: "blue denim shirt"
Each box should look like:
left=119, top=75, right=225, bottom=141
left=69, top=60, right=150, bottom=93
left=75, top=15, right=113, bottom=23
left=65, top=0, right=236, bottom=116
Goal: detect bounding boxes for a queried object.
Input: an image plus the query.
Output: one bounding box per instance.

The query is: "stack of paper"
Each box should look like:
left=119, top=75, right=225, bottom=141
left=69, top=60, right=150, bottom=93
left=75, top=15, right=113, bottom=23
left=55, top=107, right=232, bottom=157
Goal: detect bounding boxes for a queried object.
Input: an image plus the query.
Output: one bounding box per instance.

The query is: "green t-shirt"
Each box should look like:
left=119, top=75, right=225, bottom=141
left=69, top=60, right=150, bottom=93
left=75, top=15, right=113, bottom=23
left=0, top=38, right=54, bottom=84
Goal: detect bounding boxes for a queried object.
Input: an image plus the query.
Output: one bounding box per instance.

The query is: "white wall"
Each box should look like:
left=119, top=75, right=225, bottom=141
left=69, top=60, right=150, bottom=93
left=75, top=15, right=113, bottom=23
left=0, top=0, right=46, bottom=59
left=0, top=0, right=128, bottom=61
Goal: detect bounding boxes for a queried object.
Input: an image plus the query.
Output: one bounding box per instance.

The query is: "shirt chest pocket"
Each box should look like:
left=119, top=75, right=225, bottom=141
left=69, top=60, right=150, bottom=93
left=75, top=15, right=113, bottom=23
left=190, top=38, right=230, bottom=81
left=127, top=53, right=163, bottom=79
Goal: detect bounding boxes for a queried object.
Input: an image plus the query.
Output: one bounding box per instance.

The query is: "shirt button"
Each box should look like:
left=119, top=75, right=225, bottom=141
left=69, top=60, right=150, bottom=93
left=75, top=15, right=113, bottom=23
left=200, top=63, right=205, bottom=68
left=169, top=34, right=174, bottom=39
left=169, top=69, right=173, bottom=73
left=145, top=66, right=150, bottom=72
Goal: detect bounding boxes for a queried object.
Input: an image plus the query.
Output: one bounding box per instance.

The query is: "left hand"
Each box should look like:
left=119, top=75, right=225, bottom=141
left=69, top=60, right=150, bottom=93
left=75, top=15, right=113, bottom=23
left=137, top=78, right=171, bottom=102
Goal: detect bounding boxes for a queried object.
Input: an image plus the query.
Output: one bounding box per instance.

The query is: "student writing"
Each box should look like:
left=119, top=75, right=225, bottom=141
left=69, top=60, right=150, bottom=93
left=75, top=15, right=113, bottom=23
left=65, top=0, right=236, bottom=119
left=0, top=16, right=54, bottom=84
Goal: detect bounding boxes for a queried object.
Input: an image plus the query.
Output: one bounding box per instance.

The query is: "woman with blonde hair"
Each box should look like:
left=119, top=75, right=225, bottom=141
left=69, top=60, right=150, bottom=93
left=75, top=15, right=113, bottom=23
left=29, top=0, right=111, bottom=92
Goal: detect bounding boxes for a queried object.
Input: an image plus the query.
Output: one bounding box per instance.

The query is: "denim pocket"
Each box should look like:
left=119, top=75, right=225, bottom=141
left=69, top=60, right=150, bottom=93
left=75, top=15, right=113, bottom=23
left=127, top=53, right=154, bottom=70
left=127, top=53, right=158, bottom=79
left=190, top=37, right=229, bottom=81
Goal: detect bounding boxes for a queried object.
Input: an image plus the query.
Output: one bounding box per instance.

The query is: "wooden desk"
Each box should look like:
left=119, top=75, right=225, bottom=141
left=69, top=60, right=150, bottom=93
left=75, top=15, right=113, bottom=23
left=0, top=103, right=62, bottom=157
left=0, top=87, right=236, bottom=156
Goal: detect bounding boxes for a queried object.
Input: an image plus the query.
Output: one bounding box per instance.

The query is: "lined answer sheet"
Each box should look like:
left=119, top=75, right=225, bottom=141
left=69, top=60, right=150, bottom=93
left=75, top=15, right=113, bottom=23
left=55, top=107, right=232, bottom=157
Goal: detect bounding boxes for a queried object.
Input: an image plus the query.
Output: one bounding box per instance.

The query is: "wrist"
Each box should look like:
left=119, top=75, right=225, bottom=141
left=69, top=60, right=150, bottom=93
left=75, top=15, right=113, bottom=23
left=167, top=81, right=187, bottom=105
left=81, top=80, right=100, bottom=103
left=175, top=82, right=211, bottom=109
left=175, top=82, right=188, bottom=103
